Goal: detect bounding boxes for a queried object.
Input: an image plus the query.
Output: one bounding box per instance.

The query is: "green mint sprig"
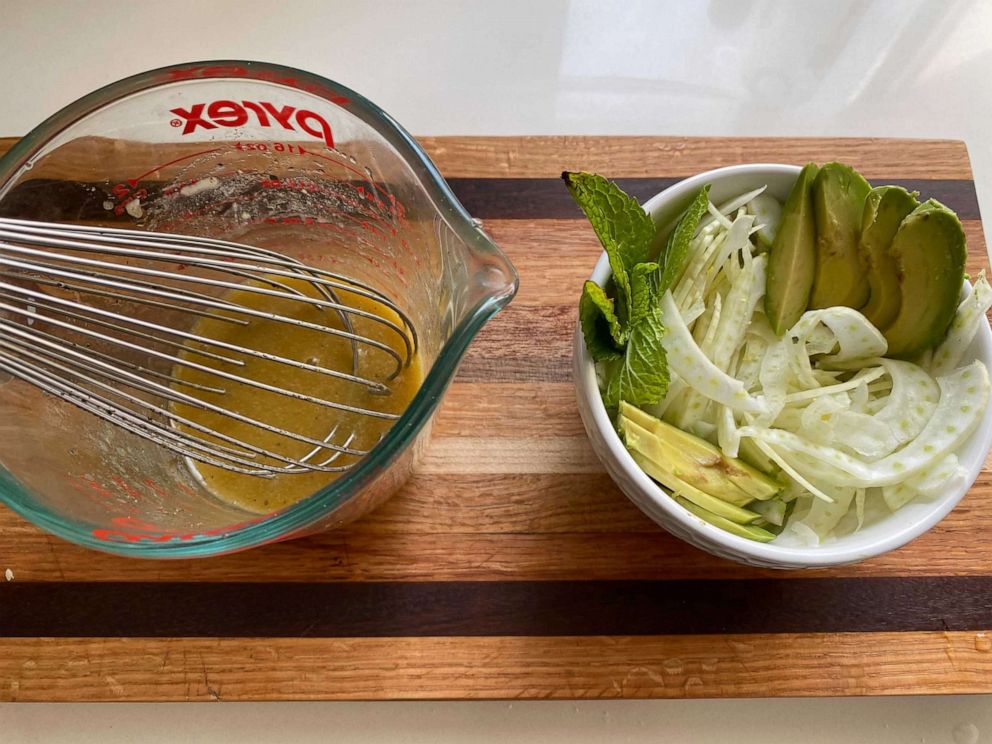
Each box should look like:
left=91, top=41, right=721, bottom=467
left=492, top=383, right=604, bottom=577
left=565, top=171, right=709, bottom=408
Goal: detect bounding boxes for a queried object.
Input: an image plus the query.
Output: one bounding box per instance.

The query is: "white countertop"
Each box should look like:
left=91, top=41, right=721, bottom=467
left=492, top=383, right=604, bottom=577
left=3, top=0, right=992, bottom=740
left=1, top=698, right=990, bottom=743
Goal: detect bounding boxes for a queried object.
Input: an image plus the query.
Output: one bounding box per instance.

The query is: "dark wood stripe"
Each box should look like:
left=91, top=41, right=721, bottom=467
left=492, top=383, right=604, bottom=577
left=0, top=177, right=981, bottom=222
left=449, top=177, right=983, bottom=221
left=3, top=577, right=991, bottom=637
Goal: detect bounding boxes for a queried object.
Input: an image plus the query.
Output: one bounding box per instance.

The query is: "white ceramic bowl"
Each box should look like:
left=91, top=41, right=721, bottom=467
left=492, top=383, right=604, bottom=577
left=574, top=163, right=992, bottom=569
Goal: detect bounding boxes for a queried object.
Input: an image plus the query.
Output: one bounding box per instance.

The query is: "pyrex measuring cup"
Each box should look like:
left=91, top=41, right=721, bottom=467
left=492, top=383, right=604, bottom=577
left=0, top=61, right=518, bottom=557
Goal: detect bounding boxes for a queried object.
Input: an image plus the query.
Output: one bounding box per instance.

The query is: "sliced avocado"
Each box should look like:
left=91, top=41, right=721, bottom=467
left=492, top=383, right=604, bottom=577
left=625, top=420, right=752, bottom=508
left=859, top=186, right=919, bottom=329
left=765, top=162, right=819, bottom=334
left=631, top=451, right=760, bottom=524
left=675, top=496, right=776, bottom=542
left=809, top=162, right=872, bottom=309
left=619, top=402, right=783, bottom=502
left=882, top=199, right=967, bottom=358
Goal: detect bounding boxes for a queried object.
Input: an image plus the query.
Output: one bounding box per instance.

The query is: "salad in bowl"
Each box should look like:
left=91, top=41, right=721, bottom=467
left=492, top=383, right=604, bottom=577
left=571, top=163, right=992, bottom=567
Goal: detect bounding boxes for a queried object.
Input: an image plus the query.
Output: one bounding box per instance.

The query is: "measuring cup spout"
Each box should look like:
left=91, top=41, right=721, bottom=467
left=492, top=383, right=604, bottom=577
left=454, top=222, right=519, bottom=319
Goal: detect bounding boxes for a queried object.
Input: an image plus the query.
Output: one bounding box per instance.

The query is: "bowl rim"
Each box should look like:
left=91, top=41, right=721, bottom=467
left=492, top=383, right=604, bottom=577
left=574, top=162, right=992, bottom=567
left=0, top=60, right=519, bottom=557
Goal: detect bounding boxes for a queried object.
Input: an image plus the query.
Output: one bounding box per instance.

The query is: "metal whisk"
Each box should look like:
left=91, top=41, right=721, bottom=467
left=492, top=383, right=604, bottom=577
left=0, top=217, right=418, bottom=477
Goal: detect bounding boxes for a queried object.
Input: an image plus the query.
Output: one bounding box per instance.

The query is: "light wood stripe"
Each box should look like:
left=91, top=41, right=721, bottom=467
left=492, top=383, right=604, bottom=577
left=421, top=437, right=600, bottom=475
left=419, top=136, right=975, bottom=179
left=3, top=632, right=990, bottom=701
left=2, top=136, right=973, bottom=180
left=433, top=383, right=584, bottom=437
left=371, top=473, right=648, bottom=532
left=4, top=483, right=992, bottom=581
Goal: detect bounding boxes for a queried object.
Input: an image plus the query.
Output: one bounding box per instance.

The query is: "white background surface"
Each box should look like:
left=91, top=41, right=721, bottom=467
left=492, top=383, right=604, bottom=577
left=2, top=0, right=992, bottom=740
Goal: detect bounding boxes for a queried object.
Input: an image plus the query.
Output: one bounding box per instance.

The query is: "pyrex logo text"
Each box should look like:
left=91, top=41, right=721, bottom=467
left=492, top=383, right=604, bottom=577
left=169, top=100, right=335, bottom=149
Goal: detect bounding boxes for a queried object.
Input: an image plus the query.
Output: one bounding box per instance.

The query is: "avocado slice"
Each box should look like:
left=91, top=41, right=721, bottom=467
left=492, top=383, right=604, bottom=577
left=859, top=186, right=919, bottom=329
left=625, top=420, right=751, bottom=508
left=675, top=496, right=776, bottom=542
left=882, top=199, right=967, bottom=358
left=765, top=162, right=819, bottom=334
left=619, top=402, right=782, bottom=502
left=630, top=451, right=761, bottom=524
left=809, top=162, right=872, bottom=309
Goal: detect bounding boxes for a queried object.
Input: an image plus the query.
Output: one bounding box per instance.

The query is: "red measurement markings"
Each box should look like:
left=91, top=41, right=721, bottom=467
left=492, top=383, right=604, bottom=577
left=252, top=144, right=404, bottom=224
left=234, top=141, right=305, bottom=154
left=151, top=194, right=249, bottom=229
left=260, top=215, right=382, bottom=253
left=353, top=184, right=396, bottom=221
left=69, top=474, right=116, bottom=500
left=161, top=170, right=242, bottom=198
left=66, top=474, right=121, bottom=513
left=92, top=512, right=274, bottom=544
left=135, top=478, right=167, bottom=497
left=335, top=210, right=397, bottom=243
left=125, top=147, right=225, bottom=187
left=109, top=147, right=224, bottom=217
left=110, top=475, right=148, bottom=503
left=154, top=201, right=395, bottom=253
left=259, top=174, right=396, bottom=228
left=143, top=142, right=404, bottom=230
left=304, top=148, right=402, bottom=217
left=155, top=167, right=393, bottom=233
left=109, top=183, right=148, bottom=217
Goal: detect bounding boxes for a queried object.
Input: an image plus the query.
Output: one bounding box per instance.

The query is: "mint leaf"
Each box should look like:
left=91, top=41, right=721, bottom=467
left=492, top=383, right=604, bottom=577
left=603, top=305, right=669, bottom=408
left=563, top=171, right=656, bottom=323
left=628, top=262, right=660, bottom=326
left=579, top=281, right=624, bottom=361
left=657, top=185, right=710, bottom=293
left=566, top=172, right=673, bottom=409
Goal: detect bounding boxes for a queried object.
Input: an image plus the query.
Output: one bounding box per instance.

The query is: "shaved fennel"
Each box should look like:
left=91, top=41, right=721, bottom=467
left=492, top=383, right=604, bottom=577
left=640, top=185, right=991, bottom=543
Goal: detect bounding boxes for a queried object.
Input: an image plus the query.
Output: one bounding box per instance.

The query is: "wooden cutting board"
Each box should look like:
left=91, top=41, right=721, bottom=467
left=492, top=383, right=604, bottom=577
left=1, top=135, right=990, bottom=701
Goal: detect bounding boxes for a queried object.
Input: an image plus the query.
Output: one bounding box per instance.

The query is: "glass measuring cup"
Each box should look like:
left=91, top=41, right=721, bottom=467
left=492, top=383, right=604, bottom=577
left=0, top=61, right=518, bottom=557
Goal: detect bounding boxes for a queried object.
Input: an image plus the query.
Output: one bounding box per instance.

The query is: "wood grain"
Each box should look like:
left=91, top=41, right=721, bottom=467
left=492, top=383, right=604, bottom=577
left=5, top=477, right=992, bottom=581
left=432, top=383, right=585, bottom=437
left=2, top=135, right=975, bottom=180
left=4, top=578, right=991, bottom=637
left=1, top=134, right=990, bottom=700
left=449, top=176, right=979, bottom=221
left=418, top=136, right=976, bottom=179
left=3, top=632, right=991, bottom=701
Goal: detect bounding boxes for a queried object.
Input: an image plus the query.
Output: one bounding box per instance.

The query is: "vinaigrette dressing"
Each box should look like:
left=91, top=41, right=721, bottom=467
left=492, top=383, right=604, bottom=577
left=172, top=276, right=422, bottom=512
